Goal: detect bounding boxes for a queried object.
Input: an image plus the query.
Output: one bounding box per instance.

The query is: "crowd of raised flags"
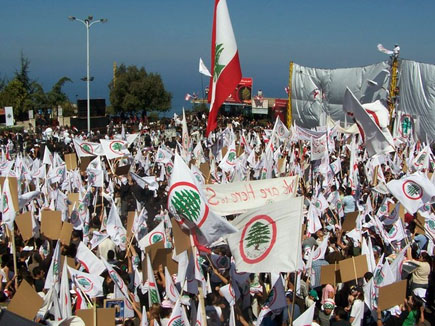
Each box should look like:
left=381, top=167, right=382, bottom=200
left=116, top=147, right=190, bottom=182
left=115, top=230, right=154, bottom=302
left=0, top=94, right=433, bottom=326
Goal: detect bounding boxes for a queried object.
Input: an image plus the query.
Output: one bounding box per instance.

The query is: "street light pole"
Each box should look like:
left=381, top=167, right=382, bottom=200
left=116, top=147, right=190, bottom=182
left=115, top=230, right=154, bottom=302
left=68, top=15, right=107, bottom=134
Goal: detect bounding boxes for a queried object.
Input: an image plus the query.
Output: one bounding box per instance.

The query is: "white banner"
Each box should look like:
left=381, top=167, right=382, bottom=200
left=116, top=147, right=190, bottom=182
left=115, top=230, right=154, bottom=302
left=5, top=107, right=14, bottom=126
left=203, top=176, right=299, bottom=216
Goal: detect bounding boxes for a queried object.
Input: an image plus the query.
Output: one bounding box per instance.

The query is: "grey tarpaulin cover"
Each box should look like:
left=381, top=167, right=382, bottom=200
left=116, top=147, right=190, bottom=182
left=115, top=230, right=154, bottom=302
left=0, top=308, right=44, bottom=326
left=290, top=60, right=435, bottom=141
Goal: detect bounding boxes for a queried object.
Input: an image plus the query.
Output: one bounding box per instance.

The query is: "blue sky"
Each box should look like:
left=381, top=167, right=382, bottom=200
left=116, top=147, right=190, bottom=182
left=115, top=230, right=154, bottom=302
left=1, top=1, right=434, bottom=115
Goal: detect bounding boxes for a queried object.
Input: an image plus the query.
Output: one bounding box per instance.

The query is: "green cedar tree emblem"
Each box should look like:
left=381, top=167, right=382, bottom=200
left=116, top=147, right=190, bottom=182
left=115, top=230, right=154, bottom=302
left=245, top=221, right=271, bottom=250
left=112, top=142, right=123, bottom=152
left=150, top=288, right=159, bottom=304
left=228, top=151, right=236, bottom=162
left=172, top=318, right=184, bottom=326
left=401, top=117, right=411, bottom=135
left=214, top=43, right=225, bottom=81
left=406, top=183, right=421, bottom=197
left=152, top=234, right=163, bottom=243
left=171, top=189, right=201, bottom=223
left=78, top=277, right=91, bottom=289
left=83, top=144, right=91, bottom=153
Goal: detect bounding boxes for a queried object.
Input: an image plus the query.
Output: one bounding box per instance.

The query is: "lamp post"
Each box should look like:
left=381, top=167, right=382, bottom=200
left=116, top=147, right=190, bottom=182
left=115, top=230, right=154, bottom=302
left=68, top=15, right=107, bottom=134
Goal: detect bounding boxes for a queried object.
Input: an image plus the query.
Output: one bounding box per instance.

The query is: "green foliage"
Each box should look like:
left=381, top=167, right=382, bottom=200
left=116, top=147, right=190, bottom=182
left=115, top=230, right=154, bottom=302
left=192, top=102, right=209, bottom=113
left=245, top=221, right=270, bottom=250
left=241, top=87, right=251, bottom=100
left=47, top=76, right=72, bottom=109
left=0, top=126, right=24, bottom=133
left=109, top=64, right=171, bottom=114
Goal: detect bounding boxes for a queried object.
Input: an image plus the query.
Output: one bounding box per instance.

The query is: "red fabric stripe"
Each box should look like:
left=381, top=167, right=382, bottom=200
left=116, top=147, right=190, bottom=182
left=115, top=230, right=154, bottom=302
left=365, top=109, right=381, bottom=129
left=206, top=52, right=241, bottom=136
left=208, top=0, right=219, bottom=103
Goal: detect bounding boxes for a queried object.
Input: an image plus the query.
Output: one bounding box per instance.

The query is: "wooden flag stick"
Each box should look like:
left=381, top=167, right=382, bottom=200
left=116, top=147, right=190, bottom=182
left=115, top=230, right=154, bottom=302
left=352, top=256, right=358, bottom=284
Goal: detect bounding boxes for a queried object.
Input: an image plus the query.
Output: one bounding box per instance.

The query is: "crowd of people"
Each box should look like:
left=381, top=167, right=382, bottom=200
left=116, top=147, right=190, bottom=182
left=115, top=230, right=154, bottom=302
left=0, top=110, right=433, bottom=326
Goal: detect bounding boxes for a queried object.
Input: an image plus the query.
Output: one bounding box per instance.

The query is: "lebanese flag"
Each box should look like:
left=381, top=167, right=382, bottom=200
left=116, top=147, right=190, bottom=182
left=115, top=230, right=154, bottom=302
left=386, top=173, right=435, bottom=214
left=206, top=0, right=242, bottom=136
left=76, top=242, right=106, bottom=275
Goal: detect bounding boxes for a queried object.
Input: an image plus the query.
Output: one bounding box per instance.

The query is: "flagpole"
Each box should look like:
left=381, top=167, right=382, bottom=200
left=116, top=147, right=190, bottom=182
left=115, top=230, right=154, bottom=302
left=8, top=226, right=19, bottom=290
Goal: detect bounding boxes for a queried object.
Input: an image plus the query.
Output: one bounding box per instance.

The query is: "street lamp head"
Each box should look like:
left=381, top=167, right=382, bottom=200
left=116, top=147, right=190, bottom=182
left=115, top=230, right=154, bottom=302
left=100, top=18, right=108, bottom=23
left=88, top=15, right=93, bottom=21
left=68, top=16, right=76, bottom=21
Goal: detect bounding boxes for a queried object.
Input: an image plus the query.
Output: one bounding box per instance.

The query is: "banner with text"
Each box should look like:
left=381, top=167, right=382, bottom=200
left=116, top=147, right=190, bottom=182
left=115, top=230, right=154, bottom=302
left=203, top=176, right=299, bottom=216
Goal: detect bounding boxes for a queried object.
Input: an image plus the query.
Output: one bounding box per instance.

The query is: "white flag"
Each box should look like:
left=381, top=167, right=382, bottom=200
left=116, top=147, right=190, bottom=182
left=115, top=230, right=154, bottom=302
left=199, top=57, right=212, bottom=77
left=168, top=153, right=237, bottom=245
left=44, top=241, right=61, bottom=293
left=293, top=303, right=315, bottom=326
left=226, top=198, right=303, bottom=273
left=387, top=173, right=435, bottom=214
left=165, top=266, right=180, bottom=304
left=343, top=88, right=394, bottom=157
left=1, top=177, right=17, bottom=230
left=76, top=242, right=106, bottom=275
left=146, top=254, right=161, bottom=305
left=100, top=139, right=130, bottom=160
left=138, top=221, right=166, bottom=250
left=73, top=138, right=104, bottom=157
left=59, top=257, right=72, bottom=319
left=68, top=266, right=104, bottom=298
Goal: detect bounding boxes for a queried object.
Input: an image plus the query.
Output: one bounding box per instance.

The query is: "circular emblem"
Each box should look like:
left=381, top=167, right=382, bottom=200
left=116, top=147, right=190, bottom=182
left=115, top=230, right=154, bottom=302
left=79, top=142, right=94, bottom=155
left=387, top=225, right=398, bottom=239
left=168, top=181, right=208, bottom=228
left=226, top=149, right=237, bottom=166
left=402, top=180, right=423, bottom=200
left=168, top=316, right=184, bottom=326
left=109, top=141, right=125, bottom=155
left=2, top=194, right=9, bottom=213
left=76, top=275, right=94, bottom=293
left=427, top=219, right=435, bottom=232
left=193, top=172, right=203, bottom=184
left=0, top=162, right=8, bottom=170
left=149, top=231, right=164, bottom=245
left=166, top=162, right=174, bottom=176
left=239, top=215, right=277, bottom=264
left=109, top=270, right=123, bottom=290
left=277, top=125, right=285, bottom=138
left=70, top=210, right=80, bottom=225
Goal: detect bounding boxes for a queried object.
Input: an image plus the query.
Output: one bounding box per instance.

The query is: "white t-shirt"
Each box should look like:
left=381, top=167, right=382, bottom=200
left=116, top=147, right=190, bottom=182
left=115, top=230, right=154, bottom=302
left=350, top=299, right=364, bottom=326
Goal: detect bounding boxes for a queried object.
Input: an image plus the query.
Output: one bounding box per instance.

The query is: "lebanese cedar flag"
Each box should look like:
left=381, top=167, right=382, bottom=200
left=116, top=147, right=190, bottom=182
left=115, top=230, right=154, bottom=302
left=146, top=254, right=161, bottom=305
left=76, top=242, right=106, bottom=275
left=343, top=88, right=395, bottom=157
left=59, top=257, right=72, bottom=319
left=293, top=303, right=315, bottom=326
left=226, top=198, right=303, bottom=273
left=68, top=266, right=104, bottom=298
left=386, top=173, right=435, bottom=214
left=206, top=0, right=242, bottom=136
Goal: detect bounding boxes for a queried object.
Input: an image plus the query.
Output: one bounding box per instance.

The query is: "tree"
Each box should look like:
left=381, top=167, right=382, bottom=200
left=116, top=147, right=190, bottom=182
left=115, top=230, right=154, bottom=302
left=171, top=189, right=201, bottom=223
left=245, top=221, right=271, bottom=250
left=108, top=64, right=171, bottom=114
left=47, top=76, right=72, bottom=110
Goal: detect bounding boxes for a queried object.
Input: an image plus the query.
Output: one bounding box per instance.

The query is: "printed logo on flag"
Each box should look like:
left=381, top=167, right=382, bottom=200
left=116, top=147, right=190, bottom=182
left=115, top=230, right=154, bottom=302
left=402, top=180, right=423, bottom=200
left=399, top=114, right=413, bottom=138
left=193, top=172, right=203, bottom=184
left=0, top=162, right=8, bottom=170
left=109, top=141, right=125, bottom=155
left=149, top=282, right=160, bottom=304
left=415, top=153, right=427, bottom=167
left=168, top=316, right=184, bottom=326
left=168, top=181, right=208, bottom=227
left=80, top=142, right=94, bottom=155
left=76, top=275, right=94, bottom=293
left=166, top=162, right=174, bottom=176
left=427, top=220, right=435, bottom=233
left=2, top=193, right=9, bottom=213
left=226, top=148, right=237, bottom=166
left=109, top=270, right=124, bottom=290
left=387, top=225, right=398, bottom=239
left=277, top=125, right=286, bottom=138
left=70, top=210, right=80, bottom=225
left=149, top=231, right=164, bottom=245
left=240, top=215, right=277, bottom=264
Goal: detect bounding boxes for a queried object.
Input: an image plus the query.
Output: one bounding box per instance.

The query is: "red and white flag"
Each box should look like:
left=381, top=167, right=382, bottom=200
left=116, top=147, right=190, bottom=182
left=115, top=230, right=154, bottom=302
left=387, top=173, right=435, bottom=214
left=206, top=0, right=242, bottom=136
left=76, top=242, right=106, bottom=275
left=168, top=153, right=237, bottom=245
left=68, top=266, right=104, bottom=298
left=226, top=198, right=303, bottom=273
left=343, top=88, right=395, bottom=157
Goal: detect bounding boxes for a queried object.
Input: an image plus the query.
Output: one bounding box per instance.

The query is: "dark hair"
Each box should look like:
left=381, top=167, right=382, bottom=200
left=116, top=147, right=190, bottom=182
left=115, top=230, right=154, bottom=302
left=33, top=266, right=42, bottom=277
left=335, top=307, right=348, bottom=320
left=107, top=250, right=115, bottom=261
left=364, top=272, right=373, bottom=282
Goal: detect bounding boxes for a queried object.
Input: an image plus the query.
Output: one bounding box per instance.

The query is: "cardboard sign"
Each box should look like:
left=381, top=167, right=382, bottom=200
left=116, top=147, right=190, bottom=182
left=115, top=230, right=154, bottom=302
left=97, top=308, right=116, bottom=326
left=320, top=263, right=341, bottom=285
left=171, top=217, right=191, bottom=255
left=8, top=280, right=43, bottom=320
left=65, top=153, right=78, bottom=171
left=80, top=156, right=93, bottom=172
left=68, top=192, right=80, bottom=214
left=221, top=146, right=228, bottom=158
left=15, top=212, right=33, bottom=241
left=143, top=241, right=178, bottom=280
left=126, top=211, right=135, bottom=240
left=41, top=210, right=62, bottom=240
left=59, top=222, right=73, bottom=245
left=338, top=255, right=368, bottom=283
left=342, top=211, right=359, bottom=232
left=76, top=309, right=94, bottom=326
left=415, top=213, right=425, bottom=235
left=0, top=176, right=19, bottom=213
left=115, top=164, right=131, bottom=176
left=378, top=280, right=407, bottom=311
left=200, top=163, right=211, bottom=183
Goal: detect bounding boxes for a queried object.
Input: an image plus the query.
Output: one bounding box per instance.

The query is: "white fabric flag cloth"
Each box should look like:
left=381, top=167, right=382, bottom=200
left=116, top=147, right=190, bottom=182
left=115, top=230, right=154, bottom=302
left=1, top=177, right=17, bottom=230
left=168, top=153, right=237, bottom=245
left=146, top=254, right=161, bottom=305
left=199, top=57, right=212, bottom=77
left=102, top=258, right=131, bottom=302
left=141, top=305, right=149, bottom=326
left=106, top=202, right=128, bottom=250
left=226, top=198, right=304, bottom=273
left=100, top=139, right=130, bottom=160
left=138, top=221, right=166, bottom=250
left=343, top=88, right=394, bottom=157
left=44, top=240, right=61, bottom=293
left=293, top=303, right=315, bottom=326
left=76, top=242, right=106, bottom=275
left=165, top=266, right=180, bottom=304
left=131, top=172, right=159, bottom=191
left=387, top=173, right=435, bottom=214
left=168, top=299, right=190, bottom=326
left=272, top=116, right=290, bottom=141
left=68, top=266, right=104, bottom=298
left=219, top=283, right=236, bottom=306
left=59, top=257, right=72, bottom=319
left=155, top=147, right=173, bottom=164
left=312, top=235, right=330, bottom=261
left=73, top=138, right=104, bottom=157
